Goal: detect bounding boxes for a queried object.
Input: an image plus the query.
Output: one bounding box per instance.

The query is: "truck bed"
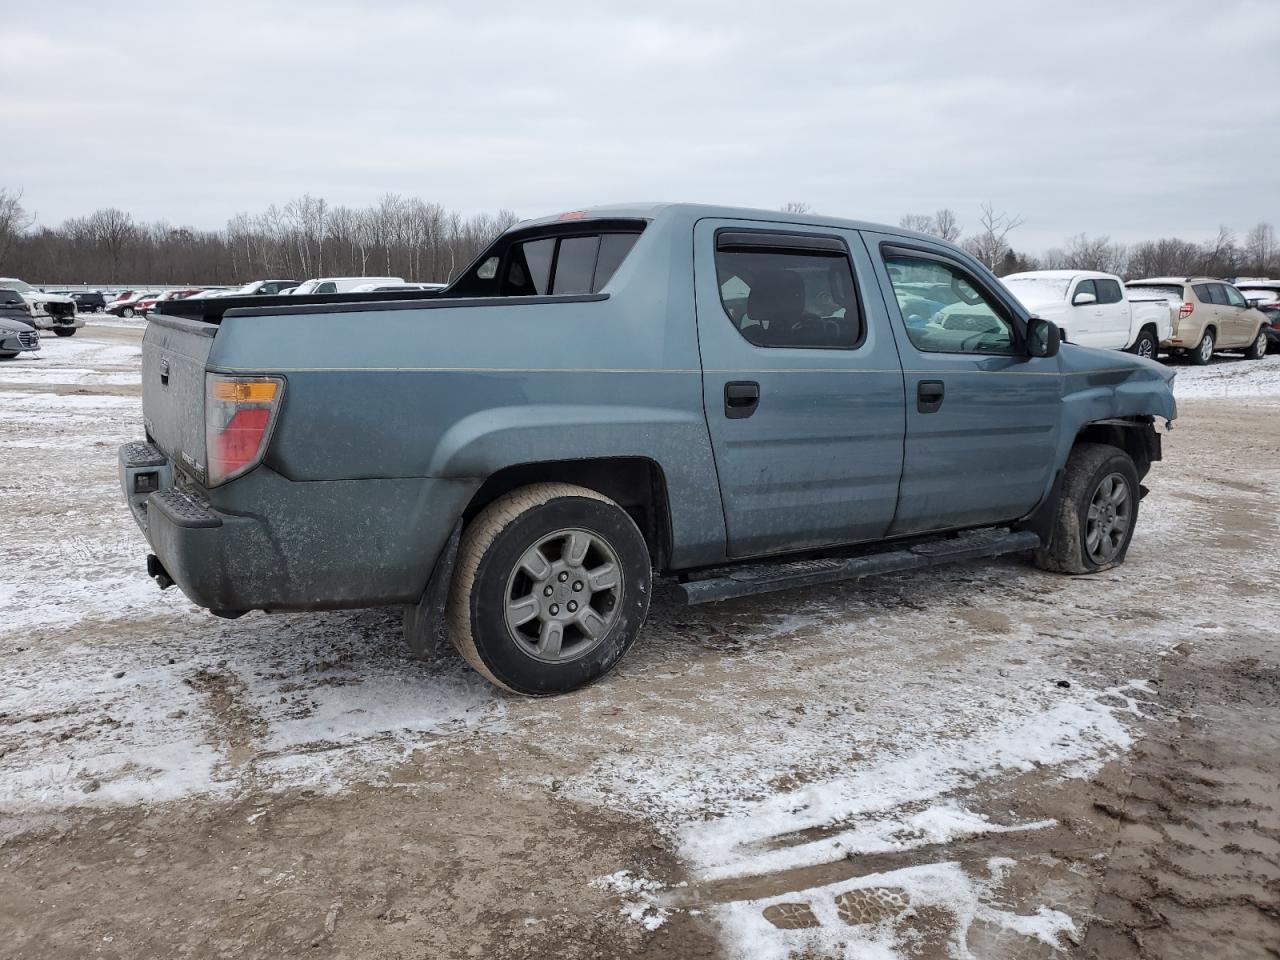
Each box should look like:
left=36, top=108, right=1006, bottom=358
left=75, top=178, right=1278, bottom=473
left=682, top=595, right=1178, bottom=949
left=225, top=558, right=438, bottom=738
left=156, top=288, right=448, bottom=324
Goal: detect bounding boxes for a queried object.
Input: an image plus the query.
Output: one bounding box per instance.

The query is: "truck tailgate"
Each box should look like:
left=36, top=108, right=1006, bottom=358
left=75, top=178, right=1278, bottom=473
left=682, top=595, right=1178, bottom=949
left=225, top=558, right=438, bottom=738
left=142, top=314, right=217, bottom=481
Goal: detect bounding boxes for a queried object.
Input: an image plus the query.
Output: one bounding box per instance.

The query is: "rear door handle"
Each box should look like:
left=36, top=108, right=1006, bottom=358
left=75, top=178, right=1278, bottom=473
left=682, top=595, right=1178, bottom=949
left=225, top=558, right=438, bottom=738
left=917, top=379, right=944, bottom=414
left=724, top=380, right=760, bottom=418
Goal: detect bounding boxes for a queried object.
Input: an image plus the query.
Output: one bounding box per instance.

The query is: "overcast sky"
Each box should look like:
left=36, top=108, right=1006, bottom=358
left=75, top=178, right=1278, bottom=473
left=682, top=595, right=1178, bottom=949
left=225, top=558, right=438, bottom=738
left=4, top=0, right=1278, bottom=251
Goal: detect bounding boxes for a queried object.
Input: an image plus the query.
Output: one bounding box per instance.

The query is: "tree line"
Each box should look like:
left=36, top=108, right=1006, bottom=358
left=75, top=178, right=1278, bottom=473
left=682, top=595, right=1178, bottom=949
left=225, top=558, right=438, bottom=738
left=895, top=203, right=1278, bottom=280
left=0, top=188, right=518, bottom=285
left=2, top=187, right=1277, bottom=285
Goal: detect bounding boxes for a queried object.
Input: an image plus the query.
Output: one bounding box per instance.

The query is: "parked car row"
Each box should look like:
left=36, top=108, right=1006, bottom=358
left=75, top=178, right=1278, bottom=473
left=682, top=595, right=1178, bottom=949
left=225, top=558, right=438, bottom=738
left=1001, top=271, right=1276, bottom=364
left=0, top=278, right=84, bottom=336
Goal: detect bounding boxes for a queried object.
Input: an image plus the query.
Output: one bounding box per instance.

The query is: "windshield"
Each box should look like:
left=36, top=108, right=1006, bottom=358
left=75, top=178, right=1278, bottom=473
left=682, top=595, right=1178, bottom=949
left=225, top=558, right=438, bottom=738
left=1002, top=277, right=1070, bottom=302
left=291, top=280, right=319, bottom=295
left=1, top=279, right=34, bottom=294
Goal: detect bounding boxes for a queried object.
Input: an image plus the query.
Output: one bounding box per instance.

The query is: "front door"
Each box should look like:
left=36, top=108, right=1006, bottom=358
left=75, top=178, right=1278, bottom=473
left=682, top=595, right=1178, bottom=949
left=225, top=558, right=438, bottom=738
left=693, top=219, right=906, bottom=559
left=863, top=233, right=1063, bottom=536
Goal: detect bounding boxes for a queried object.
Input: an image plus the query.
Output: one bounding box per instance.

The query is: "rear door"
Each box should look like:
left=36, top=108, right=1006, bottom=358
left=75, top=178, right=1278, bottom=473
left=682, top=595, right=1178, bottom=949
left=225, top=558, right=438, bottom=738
left=864, top=235, right=1063, bottom=536
left=693, top=219, right=906, bottom=559
left=1221, top=284, right=1254, bottom=345
left=1093, top=277, right=1129, bottom=348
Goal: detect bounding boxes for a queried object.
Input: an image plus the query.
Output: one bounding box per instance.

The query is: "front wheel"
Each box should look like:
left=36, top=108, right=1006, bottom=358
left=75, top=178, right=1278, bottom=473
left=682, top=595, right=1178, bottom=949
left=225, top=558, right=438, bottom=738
left=0, top=351, right=17, bottom=359
left=1127, top=328, right=1158, bottom=360
left=446, top=483, right=652, bottom=695
left=1189, top=329, right=1215, bottom=365
left=1244, top=328, right=1267, bottom=360
left=121, top=307, right=135, bottom=318
left=54, top=328, right=76, bottom=337
left=1033, top=443, right=1140, bottom=575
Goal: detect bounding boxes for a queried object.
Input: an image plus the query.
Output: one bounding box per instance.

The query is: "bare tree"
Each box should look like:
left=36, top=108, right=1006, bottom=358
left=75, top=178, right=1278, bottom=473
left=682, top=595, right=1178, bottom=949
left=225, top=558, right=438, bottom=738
left=1061, top=234, right=1129, bottom=275
left=899, top=208, right=962, bottom=243
left=85, top=208, right=136, bottom=282
left=780, top=201, right=811, bottom=214
left=0, top=188, right=35, bottom=267
left=962, top=202, right=1025, bottom=271
left=1244, top=222, right=1276, bottom=276
left=932, top=208, right=961, bottom=242
left=899, top=213, right=934, bottom=234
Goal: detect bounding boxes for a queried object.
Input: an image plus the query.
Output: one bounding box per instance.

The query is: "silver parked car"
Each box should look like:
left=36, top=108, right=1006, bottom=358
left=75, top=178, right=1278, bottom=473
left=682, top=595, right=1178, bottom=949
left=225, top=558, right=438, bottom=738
left=0, top=288, right=40, bottom=358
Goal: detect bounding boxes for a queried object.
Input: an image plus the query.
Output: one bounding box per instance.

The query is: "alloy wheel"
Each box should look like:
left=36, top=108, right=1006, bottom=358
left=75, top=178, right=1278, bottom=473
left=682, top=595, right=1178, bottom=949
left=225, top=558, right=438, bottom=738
left=504, top=528, right=622, bottom=662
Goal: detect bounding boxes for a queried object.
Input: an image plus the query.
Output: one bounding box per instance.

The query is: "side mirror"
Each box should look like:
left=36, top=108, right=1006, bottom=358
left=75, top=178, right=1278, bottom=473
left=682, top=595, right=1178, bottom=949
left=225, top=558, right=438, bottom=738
left=1246, top=298, right=1263, bottom=308
left=1071, top=292, right=1097, bottom=306
left=1027, top=316, right=1061, bottom=359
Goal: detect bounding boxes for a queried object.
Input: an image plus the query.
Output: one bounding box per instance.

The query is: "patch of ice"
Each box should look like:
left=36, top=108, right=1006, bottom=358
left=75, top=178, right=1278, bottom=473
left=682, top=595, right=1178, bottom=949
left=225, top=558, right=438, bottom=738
left=716, top=858, right=1075, bottom=960
left=592, top=870, right=670, bottom=931
left=681, top=683, right=1143, bottom=882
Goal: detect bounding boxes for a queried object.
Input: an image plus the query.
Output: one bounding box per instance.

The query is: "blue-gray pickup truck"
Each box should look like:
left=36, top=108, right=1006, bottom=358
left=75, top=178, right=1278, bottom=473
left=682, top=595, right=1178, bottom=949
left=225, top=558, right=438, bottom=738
left=120, top=203, right=1177, bottom=694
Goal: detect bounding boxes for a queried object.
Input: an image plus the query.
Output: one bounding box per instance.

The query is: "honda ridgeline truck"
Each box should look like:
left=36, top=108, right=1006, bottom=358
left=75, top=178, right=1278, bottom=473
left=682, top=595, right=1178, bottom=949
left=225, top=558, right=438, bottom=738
left=120, top=204, right=1177, bottom=694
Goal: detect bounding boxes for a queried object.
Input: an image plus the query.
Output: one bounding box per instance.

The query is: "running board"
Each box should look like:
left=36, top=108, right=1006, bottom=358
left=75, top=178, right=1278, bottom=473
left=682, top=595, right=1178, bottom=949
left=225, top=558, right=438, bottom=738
left=675, top=528, right=1041, bottom=605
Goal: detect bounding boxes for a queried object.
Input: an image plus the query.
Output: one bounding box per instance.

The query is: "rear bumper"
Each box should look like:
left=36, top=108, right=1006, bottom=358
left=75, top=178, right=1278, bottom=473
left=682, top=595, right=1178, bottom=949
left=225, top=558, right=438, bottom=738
left=119, top=441, right=477, bottom=614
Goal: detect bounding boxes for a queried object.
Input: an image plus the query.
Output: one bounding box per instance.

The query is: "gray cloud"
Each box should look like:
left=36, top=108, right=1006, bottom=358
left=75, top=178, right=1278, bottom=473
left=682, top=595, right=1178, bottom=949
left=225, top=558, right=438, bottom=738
left=3, top=0, right=1278, bottom=251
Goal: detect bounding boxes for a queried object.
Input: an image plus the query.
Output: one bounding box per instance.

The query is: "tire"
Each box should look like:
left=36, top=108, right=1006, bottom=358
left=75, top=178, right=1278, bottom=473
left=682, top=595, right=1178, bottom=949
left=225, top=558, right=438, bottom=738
left=446, top=482, right=652, bottom=695
left=0, top=352, right=17, bottom=359
left=1244, top=328, right=1267, bottom=360
left=121, top=307, right=135, bottom=318
left=1127, top=327, right=1158, bottom=360
left=1189, top=328, right=1215, bottom=365
left=54, top=328, right=76, bottom=337
left=1033, top=442, right=1140, bottom=575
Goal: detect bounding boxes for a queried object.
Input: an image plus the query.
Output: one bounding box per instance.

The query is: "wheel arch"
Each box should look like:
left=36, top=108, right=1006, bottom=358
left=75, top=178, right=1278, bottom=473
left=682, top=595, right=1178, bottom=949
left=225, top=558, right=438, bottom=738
left=462, top=457, right=673, bottom=572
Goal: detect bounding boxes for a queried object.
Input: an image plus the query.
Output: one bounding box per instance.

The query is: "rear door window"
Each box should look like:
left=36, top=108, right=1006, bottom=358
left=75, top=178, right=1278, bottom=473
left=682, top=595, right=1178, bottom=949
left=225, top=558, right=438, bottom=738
left=1095, top=279, right=1123, bottom=304
left=1223, top=285, right=1248, bottom=308
left=714, top=236, right=863, bottom=349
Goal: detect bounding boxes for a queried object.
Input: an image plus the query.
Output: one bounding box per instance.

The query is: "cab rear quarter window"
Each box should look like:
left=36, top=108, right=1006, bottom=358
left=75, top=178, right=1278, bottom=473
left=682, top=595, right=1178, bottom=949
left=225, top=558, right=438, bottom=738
left=449, top=220, right=645, bottom=298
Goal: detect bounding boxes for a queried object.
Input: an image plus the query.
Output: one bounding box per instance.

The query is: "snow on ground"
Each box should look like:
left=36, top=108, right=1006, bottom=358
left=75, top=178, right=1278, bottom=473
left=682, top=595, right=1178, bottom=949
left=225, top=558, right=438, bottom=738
left=1171, top=351, right=1280, bottom=398
left=3, top=329, right=1278, bottom=956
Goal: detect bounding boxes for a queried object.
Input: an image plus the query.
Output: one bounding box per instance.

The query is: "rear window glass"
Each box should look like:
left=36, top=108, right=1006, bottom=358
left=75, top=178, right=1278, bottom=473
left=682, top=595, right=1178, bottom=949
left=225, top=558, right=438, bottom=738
left=552, top=236, right=600, bottom=295
left=501, top=232, right=640, bottom=296
left=1127, top=284, right=1183, bottom=301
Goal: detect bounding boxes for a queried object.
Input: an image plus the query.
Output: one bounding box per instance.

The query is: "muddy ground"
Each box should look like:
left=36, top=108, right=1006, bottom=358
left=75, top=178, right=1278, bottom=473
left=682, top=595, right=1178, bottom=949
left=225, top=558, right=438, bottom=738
left=1, top=327, right=1277, bottom=959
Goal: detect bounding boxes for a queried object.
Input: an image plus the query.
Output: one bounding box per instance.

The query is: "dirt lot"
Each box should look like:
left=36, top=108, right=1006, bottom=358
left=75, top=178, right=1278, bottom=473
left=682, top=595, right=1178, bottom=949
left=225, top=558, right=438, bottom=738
left=1, top=326, right=1277, bottom=959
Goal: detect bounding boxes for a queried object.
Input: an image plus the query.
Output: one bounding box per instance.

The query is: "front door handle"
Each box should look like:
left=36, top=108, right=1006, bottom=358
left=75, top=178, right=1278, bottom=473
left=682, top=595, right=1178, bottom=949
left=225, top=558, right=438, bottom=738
left=917, top=379, right=944, bottom=414
left=724, top=380, right=760, bottom=419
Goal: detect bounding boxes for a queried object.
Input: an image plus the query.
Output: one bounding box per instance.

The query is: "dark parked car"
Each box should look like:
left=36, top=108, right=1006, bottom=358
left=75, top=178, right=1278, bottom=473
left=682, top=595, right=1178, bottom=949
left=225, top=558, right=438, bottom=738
left=1235, top=281, right=1280, bottom=351
left=70, top=291, right=108, bottom=312
left=0, top=289, right=40, bottom=358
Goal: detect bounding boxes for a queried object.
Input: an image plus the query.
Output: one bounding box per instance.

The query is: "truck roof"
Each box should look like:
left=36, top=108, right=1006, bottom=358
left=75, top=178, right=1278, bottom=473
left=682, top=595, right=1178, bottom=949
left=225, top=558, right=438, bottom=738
left=514, top=202, right=934, bottom=242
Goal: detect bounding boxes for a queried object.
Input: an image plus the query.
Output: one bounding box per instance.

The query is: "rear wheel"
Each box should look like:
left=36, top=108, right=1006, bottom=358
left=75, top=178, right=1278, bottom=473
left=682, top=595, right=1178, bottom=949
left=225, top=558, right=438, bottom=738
left=1127, top=327, right=1158, bottom=360
left=54, top=328, right=76, bottom=337
left=446, top=483, right=652, bottom=695
left=1189, top=328, right=1215, bottom=366
left=1033, top=443, right=1140, bottom=575
left=1244, top=328, right=1267, bottom=360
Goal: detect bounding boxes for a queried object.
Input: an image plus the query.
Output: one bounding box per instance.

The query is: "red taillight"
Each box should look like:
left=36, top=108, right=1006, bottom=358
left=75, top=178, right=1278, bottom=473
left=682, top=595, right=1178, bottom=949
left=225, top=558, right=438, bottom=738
left=214, top=408, right=271, bottom=477
left=1178, top=302, right=1194, bottom=319
left=205, top=374, right=284, bottom=486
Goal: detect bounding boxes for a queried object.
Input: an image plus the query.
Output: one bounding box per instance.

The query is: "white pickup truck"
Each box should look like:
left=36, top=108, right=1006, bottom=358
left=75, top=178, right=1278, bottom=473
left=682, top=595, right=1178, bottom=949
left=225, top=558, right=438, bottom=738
left=1001, top=270, right=1171, bottom=359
